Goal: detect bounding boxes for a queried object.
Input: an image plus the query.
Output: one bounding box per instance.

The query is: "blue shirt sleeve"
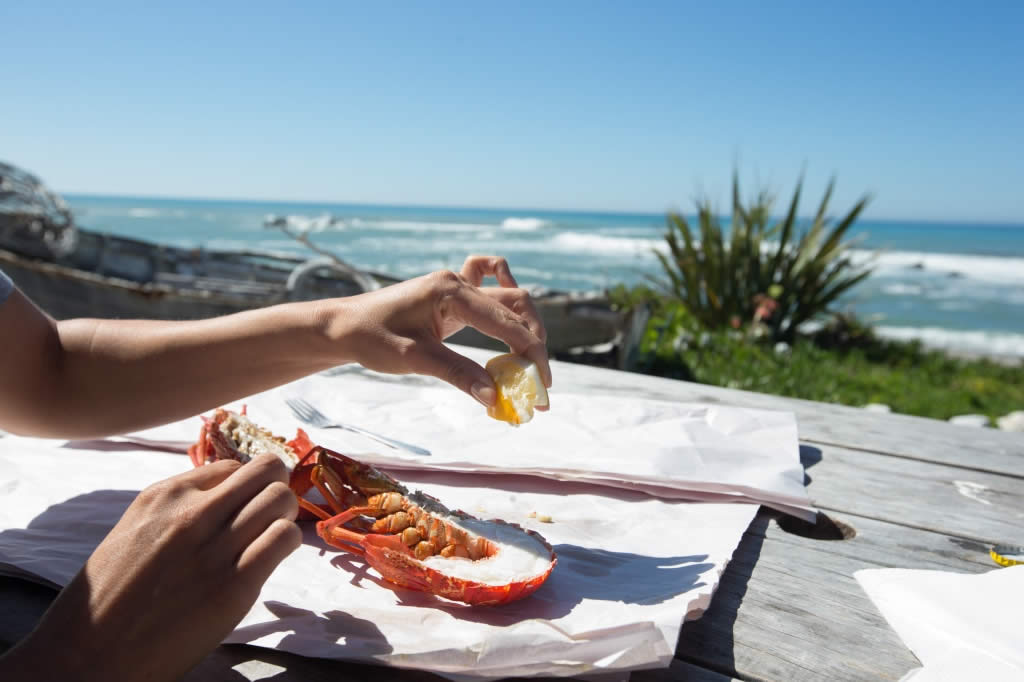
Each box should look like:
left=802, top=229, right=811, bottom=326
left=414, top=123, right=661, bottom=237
left=0, top=268, right=13, bottom=306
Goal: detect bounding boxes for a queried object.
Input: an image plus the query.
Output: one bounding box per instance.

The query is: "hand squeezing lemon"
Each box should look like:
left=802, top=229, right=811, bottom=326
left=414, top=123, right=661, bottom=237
left=485, top=353, right=549, bottom=425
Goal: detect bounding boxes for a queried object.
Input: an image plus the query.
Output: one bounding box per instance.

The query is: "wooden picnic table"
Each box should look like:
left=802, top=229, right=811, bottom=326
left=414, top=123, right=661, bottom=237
left=2, top=349, right=1022, bottom=681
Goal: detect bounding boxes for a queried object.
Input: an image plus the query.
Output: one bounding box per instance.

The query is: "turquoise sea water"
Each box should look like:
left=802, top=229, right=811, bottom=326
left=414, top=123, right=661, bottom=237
left=65, top=195, right=1024, bottom=357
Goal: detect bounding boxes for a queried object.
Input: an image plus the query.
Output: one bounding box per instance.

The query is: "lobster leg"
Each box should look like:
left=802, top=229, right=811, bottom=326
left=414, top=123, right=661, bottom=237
left=307, top=448, right=380, bottom=514
left=317, top=510, right=409, bottom=557
left=297, top=497, right=331, bottom=520
left=300, top=448, right=414, bottom=557
left=187, top=430, right=208, bottom=468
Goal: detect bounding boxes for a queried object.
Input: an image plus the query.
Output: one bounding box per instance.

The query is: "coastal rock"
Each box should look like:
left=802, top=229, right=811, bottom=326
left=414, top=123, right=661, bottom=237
left=863, top=403, right=892, bottom=413
left=948, top=414, right=990, bottom=428
left=996, top=411, right=1024, bottom=432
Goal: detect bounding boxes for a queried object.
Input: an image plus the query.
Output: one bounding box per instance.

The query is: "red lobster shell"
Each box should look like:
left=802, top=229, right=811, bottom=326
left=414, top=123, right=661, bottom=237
left=188, top=409, right=556, bottom=606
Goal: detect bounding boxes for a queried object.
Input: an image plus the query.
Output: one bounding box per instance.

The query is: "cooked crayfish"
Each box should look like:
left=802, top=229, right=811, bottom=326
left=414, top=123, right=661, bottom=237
left=188, top=409, right=556, bottom=605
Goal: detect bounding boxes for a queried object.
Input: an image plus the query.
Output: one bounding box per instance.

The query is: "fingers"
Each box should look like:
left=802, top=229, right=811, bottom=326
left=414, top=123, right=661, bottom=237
left=460, top=255, right=518, bottom=288
left=480, top=287, right=548, bottom=345
left=446, top=286, right=552, bottom=388
left=176, top=458, right=242, bottom=492
left=235, top=517, right=302, bottom=588
left=226, top=480, right=299, bottom=556
left=413, top=343, right=497, bottom=407
left=203, top=454, right=290, bottom=526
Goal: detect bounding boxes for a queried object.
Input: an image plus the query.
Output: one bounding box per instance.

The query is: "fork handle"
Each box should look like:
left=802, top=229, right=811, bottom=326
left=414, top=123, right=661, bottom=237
left=336, top=424, right=431, bottom=456
left=338, top=424, right=401, bottom=450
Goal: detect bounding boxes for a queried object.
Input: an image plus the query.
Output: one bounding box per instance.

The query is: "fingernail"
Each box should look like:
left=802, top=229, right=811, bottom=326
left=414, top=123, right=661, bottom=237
left=471, top=382, right=496, bottom=407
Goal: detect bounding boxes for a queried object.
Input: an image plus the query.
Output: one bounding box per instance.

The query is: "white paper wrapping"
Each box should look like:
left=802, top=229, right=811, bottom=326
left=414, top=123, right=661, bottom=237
left=0, top=366, right=810, bottom=678
left=125, top=368, right=814, bottom=520
left=855, top=566, right=1024, bottom=680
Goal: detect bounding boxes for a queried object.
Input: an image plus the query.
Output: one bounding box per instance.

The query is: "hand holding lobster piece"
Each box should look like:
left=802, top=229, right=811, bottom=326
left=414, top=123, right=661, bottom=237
left=190, top=409, right=557, bottom=606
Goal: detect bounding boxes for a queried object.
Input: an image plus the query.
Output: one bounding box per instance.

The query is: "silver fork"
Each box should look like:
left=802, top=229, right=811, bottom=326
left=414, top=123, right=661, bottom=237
left=285, top=397, right=431, bottom=456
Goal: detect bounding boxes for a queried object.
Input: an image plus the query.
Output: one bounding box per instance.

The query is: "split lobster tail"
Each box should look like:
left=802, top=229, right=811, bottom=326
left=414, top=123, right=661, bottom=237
left=189, top=409, right=557, bottom=606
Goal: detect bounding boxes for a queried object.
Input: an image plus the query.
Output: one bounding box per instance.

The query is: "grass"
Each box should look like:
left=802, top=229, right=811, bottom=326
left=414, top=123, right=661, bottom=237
left=614, top=291, right=1024, bottom=422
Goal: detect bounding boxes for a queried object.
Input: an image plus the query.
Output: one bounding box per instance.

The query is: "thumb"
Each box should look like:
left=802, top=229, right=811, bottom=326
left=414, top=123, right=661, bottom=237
left=418, top=343, right=496, bottom=408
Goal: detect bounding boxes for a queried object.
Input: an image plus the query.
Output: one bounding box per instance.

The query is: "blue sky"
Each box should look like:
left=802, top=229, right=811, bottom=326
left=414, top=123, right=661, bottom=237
left=2, top=1, right=1021, bottom=221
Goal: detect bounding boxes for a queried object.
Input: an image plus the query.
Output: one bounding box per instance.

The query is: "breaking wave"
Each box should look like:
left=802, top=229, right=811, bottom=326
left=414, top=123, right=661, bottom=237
left=875, top=326, right=1024, bottom=358
left=854, top=249, right=1024, bottom=286
left=501, top=217, right=550, bottom=231
left=880, top=283, right=924, bottom=296
left=548, top=232, right=666, bottom=256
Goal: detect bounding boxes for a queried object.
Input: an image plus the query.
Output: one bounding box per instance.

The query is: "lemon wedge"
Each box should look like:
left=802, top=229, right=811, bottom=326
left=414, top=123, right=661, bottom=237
left=485, top=353, right=549, bottom=425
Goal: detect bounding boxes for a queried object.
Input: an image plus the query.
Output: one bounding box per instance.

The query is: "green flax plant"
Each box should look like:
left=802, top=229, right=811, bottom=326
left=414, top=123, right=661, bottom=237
left=655, top=175, right=873, bottom=342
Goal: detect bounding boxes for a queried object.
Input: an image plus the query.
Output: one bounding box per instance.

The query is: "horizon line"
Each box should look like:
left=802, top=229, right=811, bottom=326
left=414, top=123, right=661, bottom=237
left=60, top=190, right=1024, bottom=227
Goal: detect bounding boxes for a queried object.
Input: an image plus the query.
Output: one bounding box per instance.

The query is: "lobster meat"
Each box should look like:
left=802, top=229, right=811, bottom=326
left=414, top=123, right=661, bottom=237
left=188, top=409, right=556, bottom=606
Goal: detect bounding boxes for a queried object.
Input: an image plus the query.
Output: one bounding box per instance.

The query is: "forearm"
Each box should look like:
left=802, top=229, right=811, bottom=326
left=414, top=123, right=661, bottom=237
left=1, top=257, right=548, bottom=439
left=40, top=300, right=353, bottom=439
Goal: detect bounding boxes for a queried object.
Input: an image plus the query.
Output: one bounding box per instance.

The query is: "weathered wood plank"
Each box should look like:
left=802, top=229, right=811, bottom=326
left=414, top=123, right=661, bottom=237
left=454, top=347, right=1024, bottom=478
left=803, top=443, right=1024, bottom=545
left=674, top=508, right=997, bottom=681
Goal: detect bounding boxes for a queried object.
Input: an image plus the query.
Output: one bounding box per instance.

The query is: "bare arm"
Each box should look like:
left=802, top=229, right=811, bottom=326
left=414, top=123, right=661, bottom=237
left=0, top=256, right=550, bottom=439
left=0, top=290, right=344, bottom=438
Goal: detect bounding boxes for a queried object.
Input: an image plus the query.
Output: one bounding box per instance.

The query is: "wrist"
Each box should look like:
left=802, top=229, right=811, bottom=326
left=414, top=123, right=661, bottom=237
left=306, top=296, right=362, bottom=368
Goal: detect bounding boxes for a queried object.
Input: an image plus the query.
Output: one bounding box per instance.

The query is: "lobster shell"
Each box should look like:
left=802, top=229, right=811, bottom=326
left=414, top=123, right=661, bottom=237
left=189, top=409, right=556, bottom=606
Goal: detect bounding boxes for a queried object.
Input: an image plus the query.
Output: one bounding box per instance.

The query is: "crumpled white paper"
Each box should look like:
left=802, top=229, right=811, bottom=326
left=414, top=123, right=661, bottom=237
left=855, top=566, right=1024, bottom=681
left=0, top=437, right=757, bottom=679
left=124, top=368, right=814, bottom=520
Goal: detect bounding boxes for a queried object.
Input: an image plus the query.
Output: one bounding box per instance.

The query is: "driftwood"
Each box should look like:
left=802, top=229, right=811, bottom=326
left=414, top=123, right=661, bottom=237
left=264, top=214, right=381, bottom=293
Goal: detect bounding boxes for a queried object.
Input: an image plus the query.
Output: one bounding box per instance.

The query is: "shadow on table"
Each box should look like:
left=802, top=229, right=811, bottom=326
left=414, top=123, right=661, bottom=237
left=800, top=444, right=823, bottom=485
left=228, top=601, right=394, bottom=656
left=672, top=510, right=771, bottom=678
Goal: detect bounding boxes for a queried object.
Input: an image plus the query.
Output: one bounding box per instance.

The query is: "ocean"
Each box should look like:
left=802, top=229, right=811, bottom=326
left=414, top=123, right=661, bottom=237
left=64, top=195, right=1024, bottom=358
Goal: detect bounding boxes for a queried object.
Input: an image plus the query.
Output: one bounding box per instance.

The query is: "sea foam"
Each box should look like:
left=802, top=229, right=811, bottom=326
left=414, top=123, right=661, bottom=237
left=128, top=208, right=163, bottom=218
left=853, top=249, right=1024, bottom=286
left=501, top=217, right=549, bottom=231
left=876, top=326, right=1024, bottom=357
left=352, top=219, right=492, bottom=233
left=549, top=232, right=666, bottom=256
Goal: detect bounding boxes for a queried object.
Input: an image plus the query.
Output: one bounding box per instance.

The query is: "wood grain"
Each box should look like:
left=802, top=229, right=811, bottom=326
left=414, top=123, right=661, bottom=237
left=803, top=443, right=1024, bottom=545
left=674, top=508, right=998, bottom=681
